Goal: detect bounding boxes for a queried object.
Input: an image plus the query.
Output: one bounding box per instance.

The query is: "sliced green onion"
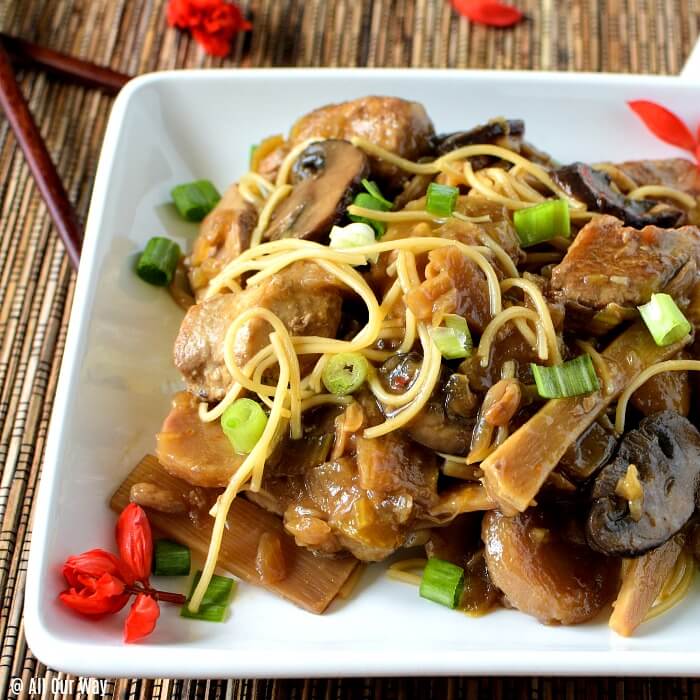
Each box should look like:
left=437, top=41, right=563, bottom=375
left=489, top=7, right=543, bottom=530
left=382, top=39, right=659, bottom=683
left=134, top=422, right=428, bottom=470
left=514, top=199, right=570, bottom=247
left=329, top=222, right=378, bottom=263
left=426, top=182, right=459, bottom=218
left=419, top=558, right=464, bottom=609
left=181, top=571, right=236, bottom=622
left=430, top=314, right=472, bottom=360
left=153, top=539, right=191, bottom=577
left=322, top=352, right=370, bottom=395
left=171, top=180, right=221, bottom=222
left=136, top=237, right=181, bottom=287
left=530, top=354, right=600, bottom=399
left=638, top=293, right=692, bottom=347
left=349, top=192, right=390, bottom=238
left=221, top=398, right=268, bottom=454
left=361, top=179, right=392, bottom=208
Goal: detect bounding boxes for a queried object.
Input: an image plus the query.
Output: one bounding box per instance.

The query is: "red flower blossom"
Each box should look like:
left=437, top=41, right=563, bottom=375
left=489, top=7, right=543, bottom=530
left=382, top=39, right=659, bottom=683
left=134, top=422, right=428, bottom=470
left=116, top=503, right=152, bottom=583
left=60, top=549, right=130, bottom=616
left=628, top=101, right=700, bottom=167
left=168, top=0, right=252, bottom=57
left=59, top=505, right=186, bottom=644
left=451, top=0, right=523, bottom=27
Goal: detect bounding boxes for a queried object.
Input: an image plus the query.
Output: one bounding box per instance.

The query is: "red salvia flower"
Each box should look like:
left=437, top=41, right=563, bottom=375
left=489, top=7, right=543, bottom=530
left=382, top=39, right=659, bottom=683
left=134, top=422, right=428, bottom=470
left=124, top=593, right=161, bottom=643
left=59, top=505, right=186, bottom=644
left=628, top=100, right=699, bottom=163
left=167, top=0, right=252, bottom=57
left=451, top=0, right=523, bottom=27
left=116, top=503, right=153, bottom=584
left=60, top=549, right=130, bottom=616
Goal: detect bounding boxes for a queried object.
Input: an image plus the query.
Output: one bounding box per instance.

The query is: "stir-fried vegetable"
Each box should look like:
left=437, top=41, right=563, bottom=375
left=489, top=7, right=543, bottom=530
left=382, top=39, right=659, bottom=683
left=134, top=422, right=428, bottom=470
left=514, top=199, right=570, bottom=247
left=329, top=222, right=378, bottom=263
left=638, top=293, right=692, bottom=347
left=153, top=539, right=191, bottom=577
left=171, top=179, right=221, bottom=222
left=425, top=182, right=459, bottom=217
left=430, top=314, right=473, bottom=359
left=181, top=571, right=236, bottom=622
left=419, top=558, right=465, bottom=609
left=348, top=180, right=392, bottom=237
left=136, top=237, right=181, bottom=287
left=322, top=352, right=370, bottom=395
left=531, top=354, right=600, bottom=399
left=221, top=399, right=268, bottom=454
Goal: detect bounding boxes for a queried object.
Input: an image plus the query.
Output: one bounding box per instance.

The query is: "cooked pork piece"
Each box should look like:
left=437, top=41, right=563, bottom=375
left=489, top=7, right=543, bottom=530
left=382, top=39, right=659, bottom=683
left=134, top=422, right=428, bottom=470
left=613, top=158, right=700, bottom=197
left=174, top=262, right=344, bottom=400
left=549, top=215, right=700, bottom=328
left=288, top=96, right=435, bottom=188
left=156, top=392, right=245, bottom=487
left=248, top=401, right=439, bottom=561
left=187, top=184, right=258, bottom=299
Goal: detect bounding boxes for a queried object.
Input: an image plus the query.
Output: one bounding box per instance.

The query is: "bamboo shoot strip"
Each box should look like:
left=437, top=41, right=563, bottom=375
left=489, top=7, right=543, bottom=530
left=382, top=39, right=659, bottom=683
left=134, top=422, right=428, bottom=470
left=110, top=455, right=358, bottom=614
left=480, top=323, right=690, bottom=513
left=608, top=536, right=683, bottom=637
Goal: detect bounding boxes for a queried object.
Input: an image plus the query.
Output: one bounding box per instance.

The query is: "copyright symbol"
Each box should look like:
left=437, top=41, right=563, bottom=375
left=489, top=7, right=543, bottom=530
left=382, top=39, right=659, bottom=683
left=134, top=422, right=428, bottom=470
left=9, top=677, right=22, bottom=694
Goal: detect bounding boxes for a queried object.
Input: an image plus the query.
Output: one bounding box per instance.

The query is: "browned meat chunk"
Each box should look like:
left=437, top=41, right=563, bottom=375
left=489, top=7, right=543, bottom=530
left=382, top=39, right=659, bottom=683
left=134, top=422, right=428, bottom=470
left=252, top=403, right=439, bottom=561
left=174, top=262, right=343, bottom=400
left=187, top=184, right=257, bottom=299
left=405, top=245, right=492, bottom=332
left=289, top=96, right=435, bottom=188
left=550, top=215, right=700, bottom=319
left=156, top=392, right=245, bottom=487
left=483, top=508, right=620, bottom=625
left=614, top=158, right=700, bottom=197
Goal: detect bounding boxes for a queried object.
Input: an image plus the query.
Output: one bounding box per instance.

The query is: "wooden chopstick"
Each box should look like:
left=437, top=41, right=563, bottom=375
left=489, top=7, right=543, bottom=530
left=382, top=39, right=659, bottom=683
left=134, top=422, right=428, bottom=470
left=0, top=42, right=82, bottom=268
left=0, top=32, right=131, bottom=95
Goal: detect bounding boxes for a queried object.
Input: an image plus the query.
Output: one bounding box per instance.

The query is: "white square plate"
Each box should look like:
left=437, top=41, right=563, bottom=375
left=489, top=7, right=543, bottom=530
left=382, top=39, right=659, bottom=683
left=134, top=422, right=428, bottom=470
left=25, top=68, right=700, bottom=678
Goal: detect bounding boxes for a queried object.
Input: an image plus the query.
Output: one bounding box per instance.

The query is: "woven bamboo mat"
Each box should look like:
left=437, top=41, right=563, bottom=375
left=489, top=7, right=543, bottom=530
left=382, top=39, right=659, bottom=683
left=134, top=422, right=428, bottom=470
left=1, top=0, right=699, bottom=698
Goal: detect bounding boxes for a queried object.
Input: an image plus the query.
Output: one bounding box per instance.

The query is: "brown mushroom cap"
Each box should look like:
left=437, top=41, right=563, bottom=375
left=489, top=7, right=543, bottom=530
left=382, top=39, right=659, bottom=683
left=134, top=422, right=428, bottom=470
left=264, top=140, right=369, bottom=242
left=377, top=353, right=477, bottom=455
left=586, top=411, right=700, bottom=557
left=553, top=163, right=684, bottom=229
left=433, top=118, right=525, bottom=157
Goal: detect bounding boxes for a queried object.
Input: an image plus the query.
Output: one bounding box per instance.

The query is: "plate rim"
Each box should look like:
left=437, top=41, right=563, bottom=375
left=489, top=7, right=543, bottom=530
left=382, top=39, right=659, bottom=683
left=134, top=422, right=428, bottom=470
left=24, top=67, right=700, bottom=678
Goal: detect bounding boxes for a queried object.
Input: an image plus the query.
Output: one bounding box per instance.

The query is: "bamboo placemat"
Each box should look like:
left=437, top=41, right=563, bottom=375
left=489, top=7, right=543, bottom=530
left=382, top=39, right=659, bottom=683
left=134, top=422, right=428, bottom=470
left=1, top=1, right=699, bottom=698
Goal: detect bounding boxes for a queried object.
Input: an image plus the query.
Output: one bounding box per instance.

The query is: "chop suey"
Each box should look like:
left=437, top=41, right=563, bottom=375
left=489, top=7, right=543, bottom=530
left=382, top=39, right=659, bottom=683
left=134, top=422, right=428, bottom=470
left=128, top=96, right=700, bottom=636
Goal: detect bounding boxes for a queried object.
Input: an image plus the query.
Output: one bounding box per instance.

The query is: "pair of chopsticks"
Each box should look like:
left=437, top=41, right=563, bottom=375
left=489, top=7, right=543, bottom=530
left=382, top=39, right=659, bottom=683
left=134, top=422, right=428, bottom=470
left=0, top=34, right=132, bottom=269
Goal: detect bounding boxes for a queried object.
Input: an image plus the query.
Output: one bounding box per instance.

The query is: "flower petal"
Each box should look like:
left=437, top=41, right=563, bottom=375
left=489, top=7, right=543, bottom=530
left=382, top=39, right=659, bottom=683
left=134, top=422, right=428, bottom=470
left=63, top=549, right=125, bottom=587
left=124, top=594, right=160, bottom=643
left=116, top=504, right=153, bottom=583
left=451, top=0, right=523, bottom=27
left=628, top=100, right=697, bottom=154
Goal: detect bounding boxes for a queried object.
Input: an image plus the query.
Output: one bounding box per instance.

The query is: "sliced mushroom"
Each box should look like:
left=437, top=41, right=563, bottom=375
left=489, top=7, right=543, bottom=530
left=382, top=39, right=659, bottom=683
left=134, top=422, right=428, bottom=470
left=586, top=411, right=700, bottom=557
left=553, top=162, right=684, bottom=228
left=433, top=118, right=525, bottom=157
left=558, top=419, right=618, bottom=482
left=482, top=508, right=620, bottom=625
left=377, top=353, right=478, bottom=455
left=264, top=140, right=369, bottom=242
